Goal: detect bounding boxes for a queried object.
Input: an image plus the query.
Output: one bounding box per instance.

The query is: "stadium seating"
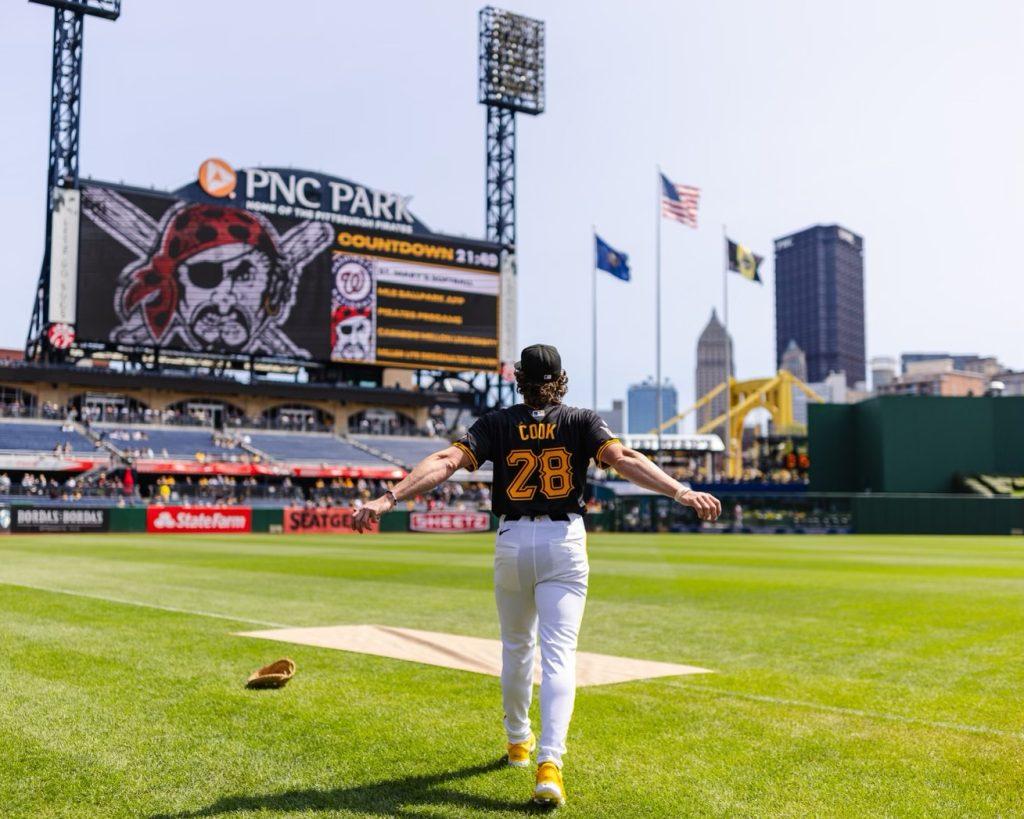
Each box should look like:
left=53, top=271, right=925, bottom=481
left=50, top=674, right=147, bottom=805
left=350, top=435, right=445, bottom=467
left=93, top=426, right=240, bottom=459
left=0, top=420, right=96, bottom=453
left=245, top=431, right=390, bottom=465
left=350, top=435, right=492, bottom=479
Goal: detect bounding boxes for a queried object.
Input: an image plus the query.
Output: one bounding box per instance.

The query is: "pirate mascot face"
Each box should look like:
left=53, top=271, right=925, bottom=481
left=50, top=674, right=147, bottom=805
left=95, top=192, right=332, bottom=358
left=331, top=304, right=373, bottom=361
left=120, top=205, right=290, bottom=354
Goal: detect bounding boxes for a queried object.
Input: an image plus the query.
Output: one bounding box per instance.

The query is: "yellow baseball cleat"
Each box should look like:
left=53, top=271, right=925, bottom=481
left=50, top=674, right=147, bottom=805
left=533, top=760, right=566, bottom=806
left=506, top=733, right=536, bottom=767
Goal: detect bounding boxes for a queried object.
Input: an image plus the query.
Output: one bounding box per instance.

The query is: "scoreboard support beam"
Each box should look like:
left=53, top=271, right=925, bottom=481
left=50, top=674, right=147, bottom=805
left=27, top=0, right=120, bottom=360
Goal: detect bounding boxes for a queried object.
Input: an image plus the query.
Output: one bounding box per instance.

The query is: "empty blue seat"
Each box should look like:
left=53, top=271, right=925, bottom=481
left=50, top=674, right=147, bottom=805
left=94, top=425, right=240, bottom=458
left=246, top=432, right=390, bottom=466
left=350, top=435, right=446, bottom=468
left=0, top=421, right=95, bottom=453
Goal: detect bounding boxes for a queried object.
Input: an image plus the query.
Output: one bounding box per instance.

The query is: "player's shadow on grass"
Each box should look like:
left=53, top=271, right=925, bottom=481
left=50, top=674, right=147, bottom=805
left=151, top=757, right=553, bottom=817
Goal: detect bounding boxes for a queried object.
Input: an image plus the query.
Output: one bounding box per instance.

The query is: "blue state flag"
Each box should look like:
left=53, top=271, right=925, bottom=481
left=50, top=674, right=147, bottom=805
left=595, top=234, right=630, bottom=281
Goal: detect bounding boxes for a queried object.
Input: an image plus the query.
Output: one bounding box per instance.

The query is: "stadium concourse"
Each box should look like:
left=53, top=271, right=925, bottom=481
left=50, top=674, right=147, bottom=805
left=0, top=419, right=497, bottom=511
left=0, top=356, right=505, bottom=517
left=0, top=352, right=830, bottom=534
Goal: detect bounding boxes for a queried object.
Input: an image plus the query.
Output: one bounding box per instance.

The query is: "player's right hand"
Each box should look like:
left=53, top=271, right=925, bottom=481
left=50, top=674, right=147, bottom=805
left=352, top=495, right=393, bottom=533
left=679, top=489, right=722, bottom=522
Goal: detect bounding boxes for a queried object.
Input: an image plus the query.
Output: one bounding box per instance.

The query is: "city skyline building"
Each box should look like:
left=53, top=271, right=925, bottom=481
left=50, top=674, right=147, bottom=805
left=900, top=353, right=1002, bottom=379
left=780, top=340, right=809, bottom=426
left=774, top=224, right=866, bottom=387
left=627, top=379, right=678, bottom=434
left=695, top=309, right=733, bottom=434
left=877, top=368, right=989, bottom=397
left=597, top=399, right=624, bottom=433
left=870, top=356, right=897, bottom=392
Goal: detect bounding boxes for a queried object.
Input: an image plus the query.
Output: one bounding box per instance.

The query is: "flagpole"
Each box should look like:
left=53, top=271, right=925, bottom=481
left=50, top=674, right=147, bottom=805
left=592, top=226, right=598, bottom=411
left=722, top=223, right=731, bottom=480
left=655, top=167, right=663, bottom=459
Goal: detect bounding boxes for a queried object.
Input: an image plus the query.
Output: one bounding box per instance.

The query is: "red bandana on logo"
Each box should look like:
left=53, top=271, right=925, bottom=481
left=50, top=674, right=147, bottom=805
left=124, top=205, right=275, bottom=341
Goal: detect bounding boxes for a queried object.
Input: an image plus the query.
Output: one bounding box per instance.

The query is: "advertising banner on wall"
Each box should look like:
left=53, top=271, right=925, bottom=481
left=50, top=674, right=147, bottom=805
left=72, top=162, right=503, bottom=372
left=146, top=506, right=252, bottom=533
left=282, top=506, right=376, bottom=534
left=12, top=506, right=109, bottom=533
left=409, top=511, right=491, bottom=533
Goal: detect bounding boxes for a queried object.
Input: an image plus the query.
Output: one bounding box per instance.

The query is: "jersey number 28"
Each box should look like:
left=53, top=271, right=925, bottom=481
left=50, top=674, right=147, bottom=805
left=505, top=447, right=574, bottom=500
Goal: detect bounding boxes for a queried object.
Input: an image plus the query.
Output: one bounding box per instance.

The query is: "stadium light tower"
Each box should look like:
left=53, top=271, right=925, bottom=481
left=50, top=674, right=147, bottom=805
left=476, top=7, right=544, bottom=409
left=26, top=0, right=121, bottom=360
left=478, top=6, right=545, bottom=251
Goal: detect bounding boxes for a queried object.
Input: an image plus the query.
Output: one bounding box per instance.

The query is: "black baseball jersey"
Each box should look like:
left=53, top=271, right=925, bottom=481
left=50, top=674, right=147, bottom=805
left=454, top=403, right=619, bottom=517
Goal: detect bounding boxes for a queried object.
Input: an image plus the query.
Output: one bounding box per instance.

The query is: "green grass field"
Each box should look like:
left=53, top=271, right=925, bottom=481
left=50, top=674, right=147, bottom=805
left=2, top=531, right=1023, bottom=818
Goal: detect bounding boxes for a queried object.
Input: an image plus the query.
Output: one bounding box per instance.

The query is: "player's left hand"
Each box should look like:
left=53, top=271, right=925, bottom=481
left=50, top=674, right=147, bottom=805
left=352, top=495, right=395, bottom=533
left=679, top=489, right=722, bottom=522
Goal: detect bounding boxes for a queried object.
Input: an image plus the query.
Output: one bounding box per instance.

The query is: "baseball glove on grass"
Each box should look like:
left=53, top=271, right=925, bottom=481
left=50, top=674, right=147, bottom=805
left=246, top=658, right=296, bottom=689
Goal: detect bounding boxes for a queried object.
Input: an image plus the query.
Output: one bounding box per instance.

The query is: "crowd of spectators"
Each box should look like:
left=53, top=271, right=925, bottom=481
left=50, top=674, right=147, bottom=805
left=0, top=470, right=131, bottom=503
left=0, top=399, right=39, bottom=418
left=348, top=414, right=444, bottom=437
left=594, top=454, right=808, bottom=487
left=0, top=395, right=455, bottom=439
left=149, top=474, right=273, bottom=505
left=145, top=474, right=491, bottom=510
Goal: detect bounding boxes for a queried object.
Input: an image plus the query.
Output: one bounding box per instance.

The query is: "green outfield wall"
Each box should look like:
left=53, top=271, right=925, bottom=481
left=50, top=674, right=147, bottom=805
left=809, top=396, right=1024, bottom=493
left=850, top=494, right=1024, bottom=535
left=9, top=497, right=1021, bottom=537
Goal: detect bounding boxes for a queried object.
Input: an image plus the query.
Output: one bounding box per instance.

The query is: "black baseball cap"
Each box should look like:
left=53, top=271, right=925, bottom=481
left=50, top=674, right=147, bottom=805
left=515, top=344, right=562, bottom=384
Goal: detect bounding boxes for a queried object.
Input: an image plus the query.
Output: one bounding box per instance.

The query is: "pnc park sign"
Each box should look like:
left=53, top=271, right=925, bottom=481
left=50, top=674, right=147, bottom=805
left=183, top=158, right=431, bottom=236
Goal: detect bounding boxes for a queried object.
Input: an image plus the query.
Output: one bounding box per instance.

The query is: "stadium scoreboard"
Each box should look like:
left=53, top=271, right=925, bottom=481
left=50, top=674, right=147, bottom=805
left=51, top=160, right=507, bottom=373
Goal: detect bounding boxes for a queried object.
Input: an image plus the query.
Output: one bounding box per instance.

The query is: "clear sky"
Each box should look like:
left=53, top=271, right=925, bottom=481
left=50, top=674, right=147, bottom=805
left=2, top=0, right=1022, bottom=419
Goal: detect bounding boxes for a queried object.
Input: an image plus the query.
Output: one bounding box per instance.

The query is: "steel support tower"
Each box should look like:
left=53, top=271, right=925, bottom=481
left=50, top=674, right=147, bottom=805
left=471, top=7, right=545, bottom=410
left=27, top=0, right=120, bottom=360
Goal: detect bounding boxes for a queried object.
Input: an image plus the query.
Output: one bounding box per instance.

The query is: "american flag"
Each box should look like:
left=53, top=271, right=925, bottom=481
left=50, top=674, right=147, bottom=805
left=660, top=172, right=700, bottom=228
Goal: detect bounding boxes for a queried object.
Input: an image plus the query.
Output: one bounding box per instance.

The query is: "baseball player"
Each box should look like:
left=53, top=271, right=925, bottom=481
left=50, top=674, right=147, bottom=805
left=353, top=344, right=721, bottom=806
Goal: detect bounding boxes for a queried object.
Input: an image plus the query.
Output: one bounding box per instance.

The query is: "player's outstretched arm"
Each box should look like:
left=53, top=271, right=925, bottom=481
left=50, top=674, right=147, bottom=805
left=599, top=442, right=722, bottom=522
left=352, top=445, right=472, bottom=532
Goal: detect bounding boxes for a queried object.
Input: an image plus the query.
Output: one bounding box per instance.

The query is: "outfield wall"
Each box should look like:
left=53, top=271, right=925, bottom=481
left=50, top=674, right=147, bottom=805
left=850, top=495, right=1024, bottom=535
left=809, top=396, right=1024, bottom=493
left=2, top=500, right=1018, bottom=536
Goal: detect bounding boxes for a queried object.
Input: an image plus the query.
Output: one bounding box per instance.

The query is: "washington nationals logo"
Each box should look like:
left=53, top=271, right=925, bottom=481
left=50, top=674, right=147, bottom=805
left=82, top=187, right=332, bottom=357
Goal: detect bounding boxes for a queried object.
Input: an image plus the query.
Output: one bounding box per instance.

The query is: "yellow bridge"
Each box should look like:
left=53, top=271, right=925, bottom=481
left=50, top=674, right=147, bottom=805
left=649, top=370, right=823, bottom=479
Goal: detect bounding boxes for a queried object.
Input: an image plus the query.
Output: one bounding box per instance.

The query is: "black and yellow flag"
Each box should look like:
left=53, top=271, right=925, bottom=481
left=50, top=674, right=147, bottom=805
left=727, top=239, right=763, bottom=283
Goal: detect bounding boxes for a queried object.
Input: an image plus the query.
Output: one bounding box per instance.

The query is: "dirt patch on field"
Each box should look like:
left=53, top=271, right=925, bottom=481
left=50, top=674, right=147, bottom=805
left=235, top=624, right=712, bottom=686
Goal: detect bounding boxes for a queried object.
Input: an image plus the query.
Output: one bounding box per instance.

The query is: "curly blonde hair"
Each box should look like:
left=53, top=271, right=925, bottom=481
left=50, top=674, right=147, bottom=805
left=516, top=371, right=569, bottom=409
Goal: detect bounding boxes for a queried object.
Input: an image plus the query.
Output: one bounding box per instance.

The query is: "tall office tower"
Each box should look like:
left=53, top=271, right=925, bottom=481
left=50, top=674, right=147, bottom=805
left=627, top=379, right=678, bottom=434
left=774, top=224, right=865, bottom=386
left=695, top=309, right=733, bottom=434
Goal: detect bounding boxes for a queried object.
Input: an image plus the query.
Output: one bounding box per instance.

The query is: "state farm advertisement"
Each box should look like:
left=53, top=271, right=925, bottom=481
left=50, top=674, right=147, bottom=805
left=283, top=506, right=376, bottom=534
left=409, top=511, right=491, bottom=533
left=147, top=506, right=252, bottom=534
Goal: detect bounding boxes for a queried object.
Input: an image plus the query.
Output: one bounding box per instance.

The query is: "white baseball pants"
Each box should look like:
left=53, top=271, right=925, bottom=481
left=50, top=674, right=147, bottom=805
left=494, top=513, right=588, bottom=768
